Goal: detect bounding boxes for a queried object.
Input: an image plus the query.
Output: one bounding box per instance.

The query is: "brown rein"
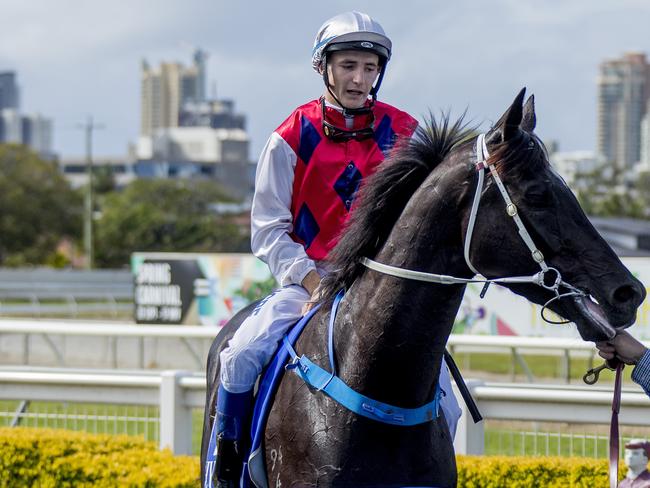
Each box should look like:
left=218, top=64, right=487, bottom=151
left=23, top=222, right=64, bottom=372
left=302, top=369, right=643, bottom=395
left=609, top=362, right=624, bottom=488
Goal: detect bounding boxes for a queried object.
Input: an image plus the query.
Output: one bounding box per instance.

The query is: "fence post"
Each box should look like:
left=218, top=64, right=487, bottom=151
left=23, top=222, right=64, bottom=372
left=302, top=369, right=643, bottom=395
left=452, top=379, right=485, bottom=455
left=159, top=370, right=193, bottom=455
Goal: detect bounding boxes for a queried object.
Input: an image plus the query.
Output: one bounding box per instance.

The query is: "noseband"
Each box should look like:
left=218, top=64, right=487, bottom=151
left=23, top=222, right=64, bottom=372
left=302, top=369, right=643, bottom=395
left=360, top=133, right=586, bottom=324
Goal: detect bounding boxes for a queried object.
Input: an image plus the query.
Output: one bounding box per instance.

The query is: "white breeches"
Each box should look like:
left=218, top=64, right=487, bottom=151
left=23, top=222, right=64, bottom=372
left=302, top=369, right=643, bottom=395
left=219, top=285, right=462, bottom=438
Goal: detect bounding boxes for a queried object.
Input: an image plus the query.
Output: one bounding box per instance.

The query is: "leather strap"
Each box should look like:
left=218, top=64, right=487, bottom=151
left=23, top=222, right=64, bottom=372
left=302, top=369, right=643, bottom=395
left=609, top=362, right=624, bottom=488
left=443, top=350, right=482, bottom=423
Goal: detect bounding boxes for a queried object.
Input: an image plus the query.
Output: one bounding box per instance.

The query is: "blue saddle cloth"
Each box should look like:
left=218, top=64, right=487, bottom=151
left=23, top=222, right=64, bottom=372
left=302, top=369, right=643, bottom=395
left=243, top=304, right=320, bottom=487
left=203, top=305, right=321, bottom=488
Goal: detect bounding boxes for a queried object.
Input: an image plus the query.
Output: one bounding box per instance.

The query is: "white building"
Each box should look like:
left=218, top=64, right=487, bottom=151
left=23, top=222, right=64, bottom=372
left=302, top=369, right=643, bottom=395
left=22, top=113, right=53, bottom=157
left=137, top=127, right=248, bottom=163
left=135, top=127, right=251, bottom=198
left=550, top=151, right=604, bottom=190
left=640, top=104, right=650, bottom=169
left=59, top=156, right=136, bottom=189
left=0, top=109, right=22, bottom=143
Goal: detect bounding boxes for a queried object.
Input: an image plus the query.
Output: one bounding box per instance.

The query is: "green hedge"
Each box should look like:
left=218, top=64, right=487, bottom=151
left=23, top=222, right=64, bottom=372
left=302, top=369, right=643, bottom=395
left=0, top=427, right=199, bottom=487
left=0, top=428, right=627, bottom=487
left=457, top=455, right=623, bottom=487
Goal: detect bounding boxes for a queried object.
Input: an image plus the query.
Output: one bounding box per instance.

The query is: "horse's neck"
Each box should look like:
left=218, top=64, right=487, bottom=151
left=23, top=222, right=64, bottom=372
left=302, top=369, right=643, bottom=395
left=336, top=165, right=471, bottom=407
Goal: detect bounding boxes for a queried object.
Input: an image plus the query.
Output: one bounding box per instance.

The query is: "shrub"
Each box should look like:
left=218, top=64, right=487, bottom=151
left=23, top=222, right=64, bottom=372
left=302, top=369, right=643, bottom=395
left=0, top=427, right=199, bottom=487
left=457, top=455, right=621, bottom=487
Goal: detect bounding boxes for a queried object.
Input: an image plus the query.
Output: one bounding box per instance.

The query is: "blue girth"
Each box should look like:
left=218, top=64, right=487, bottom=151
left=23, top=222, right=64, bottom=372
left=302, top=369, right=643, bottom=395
left=283, top=289, right=442, bottom=427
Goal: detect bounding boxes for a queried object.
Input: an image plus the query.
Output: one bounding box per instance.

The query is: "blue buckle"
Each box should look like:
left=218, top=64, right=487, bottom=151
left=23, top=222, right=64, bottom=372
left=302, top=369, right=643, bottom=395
left=362, top=403, right=405, bottom=423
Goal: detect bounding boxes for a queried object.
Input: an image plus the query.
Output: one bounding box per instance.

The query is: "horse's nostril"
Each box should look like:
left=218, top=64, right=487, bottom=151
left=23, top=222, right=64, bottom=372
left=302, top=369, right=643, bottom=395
left=612, top=285, right=636, bottom=304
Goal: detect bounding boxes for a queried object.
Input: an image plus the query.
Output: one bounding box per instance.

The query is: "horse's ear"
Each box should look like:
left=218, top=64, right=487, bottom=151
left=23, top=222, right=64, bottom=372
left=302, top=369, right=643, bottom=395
left=500, top=87, right=526, bottom=141
left=521, top=94, right=536, bottom=132
left=486, top=88, right=526, bottom=144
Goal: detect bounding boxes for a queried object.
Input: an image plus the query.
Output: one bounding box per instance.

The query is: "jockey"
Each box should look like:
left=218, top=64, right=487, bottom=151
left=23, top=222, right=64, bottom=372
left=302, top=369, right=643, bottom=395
left=213, top=11, right=462, bottom=484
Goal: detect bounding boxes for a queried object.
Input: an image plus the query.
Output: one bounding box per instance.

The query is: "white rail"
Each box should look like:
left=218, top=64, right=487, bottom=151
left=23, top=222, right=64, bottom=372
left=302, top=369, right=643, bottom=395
left=0, top=319, right=220, bottom=369
left=4, top=319, right=649, bottom=380
left=0, top=367, right=204, bottom=455
left=0, top=318, right=621, bottom=369
left=1, top=367, right=649, bottom=457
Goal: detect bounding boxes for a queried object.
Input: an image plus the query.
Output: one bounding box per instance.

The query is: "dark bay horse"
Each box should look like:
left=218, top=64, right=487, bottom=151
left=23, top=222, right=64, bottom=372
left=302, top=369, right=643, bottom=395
left=201, top=89, right=646, bottom=487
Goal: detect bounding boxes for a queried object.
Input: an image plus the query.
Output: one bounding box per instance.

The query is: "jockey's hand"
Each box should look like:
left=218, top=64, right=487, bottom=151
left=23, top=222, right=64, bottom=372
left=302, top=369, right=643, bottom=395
left=301, top=270, right=321, bottom=315
left=595, top=331, right=647, bottom=366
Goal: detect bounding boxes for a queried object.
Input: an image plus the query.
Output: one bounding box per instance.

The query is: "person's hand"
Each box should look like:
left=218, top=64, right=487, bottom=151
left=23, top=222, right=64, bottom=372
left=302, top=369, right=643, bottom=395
left=301, top=270, right=321, bottom=315
left=595, top=330, right=648, bottom=365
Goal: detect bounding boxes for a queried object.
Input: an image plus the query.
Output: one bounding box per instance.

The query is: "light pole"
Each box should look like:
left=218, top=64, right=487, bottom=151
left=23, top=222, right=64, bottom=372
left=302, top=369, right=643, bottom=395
left=77, top=116, right=104, bottom=269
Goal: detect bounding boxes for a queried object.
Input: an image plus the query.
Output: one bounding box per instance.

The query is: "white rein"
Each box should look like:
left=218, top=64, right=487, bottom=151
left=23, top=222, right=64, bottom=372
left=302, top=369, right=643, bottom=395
left=360, top=134, right=586, bottom=322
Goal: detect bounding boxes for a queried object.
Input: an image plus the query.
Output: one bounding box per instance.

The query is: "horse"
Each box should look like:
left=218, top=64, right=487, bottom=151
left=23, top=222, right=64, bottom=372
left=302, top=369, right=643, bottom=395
left=201, top=89, right=646, bottom=487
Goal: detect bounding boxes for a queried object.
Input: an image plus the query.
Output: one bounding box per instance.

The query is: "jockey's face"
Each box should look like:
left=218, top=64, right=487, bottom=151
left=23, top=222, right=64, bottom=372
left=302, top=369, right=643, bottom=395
left=324, top=50, right=380, bottom=109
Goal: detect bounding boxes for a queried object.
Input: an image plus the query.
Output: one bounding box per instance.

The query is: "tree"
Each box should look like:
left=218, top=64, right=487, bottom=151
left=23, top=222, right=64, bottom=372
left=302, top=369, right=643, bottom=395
left=94, top=179, right=250, bottom=267
left=0, top=144, right=82, bottom=266
left=575, top=162, right=648, bottom=219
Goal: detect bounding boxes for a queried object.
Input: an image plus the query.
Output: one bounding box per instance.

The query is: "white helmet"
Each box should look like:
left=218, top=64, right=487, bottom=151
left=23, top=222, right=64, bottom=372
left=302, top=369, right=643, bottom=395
left=312, top=11, right=392, bottom=106
left=312, top=11, right=392, bottom=74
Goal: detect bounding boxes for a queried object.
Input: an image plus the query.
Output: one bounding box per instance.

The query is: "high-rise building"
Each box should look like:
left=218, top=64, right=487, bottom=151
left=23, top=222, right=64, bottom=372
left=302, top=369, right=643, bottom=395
left=641, top=102, right=650, bottom=168
left=140, top=49, right=209, bottom=136
left=138, top=49, right=253, bottom=198
left=0, top=72, right=19, bottom=110
left=0, top=72, right=54, bottom=158
left=596, top=52, right=650, bottom=169
left=0, top=109, right=21, bottom=143
left=22, top=113, right=53, bottom=158
left=179, top=99, right=246, bottom=130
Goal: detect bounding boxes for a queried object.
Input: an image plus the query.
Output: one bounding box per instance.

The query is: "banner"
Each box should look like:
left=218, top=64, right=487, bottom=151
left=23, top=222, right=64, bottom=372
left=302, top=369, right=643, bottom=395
left=131, top=253, right=273, bottom=326
left=131, top=252, right=649, bottom=338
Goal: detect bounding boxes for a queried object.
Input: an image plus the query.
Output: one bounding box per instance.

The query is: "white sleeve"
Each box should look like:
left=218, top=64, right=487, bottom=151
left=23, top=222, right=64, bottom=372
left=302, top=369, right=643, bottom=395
left=251, top=132, right=317, bottom=287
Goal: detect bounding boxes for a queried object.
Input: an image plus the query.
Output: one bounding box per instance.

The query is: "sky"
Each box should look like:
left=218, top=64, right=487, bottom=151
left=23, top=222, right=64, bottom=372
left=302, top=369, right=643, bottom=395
left=2, top=0, right=650, bottom=160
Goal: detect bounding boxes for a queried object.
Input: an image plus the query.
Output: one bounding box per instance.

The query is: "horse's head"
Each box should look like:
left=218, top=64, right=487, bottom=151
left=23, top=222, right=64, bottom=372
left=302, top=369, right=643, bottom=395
left=463, top=88, right=646, bottom=342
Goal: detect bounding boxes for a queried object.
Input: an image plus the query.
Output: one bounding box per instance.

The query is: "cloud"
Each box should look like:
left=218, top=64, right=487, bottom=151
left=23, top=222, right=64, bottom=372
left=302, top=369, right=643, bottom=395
left=1, top=0, right=649, bottom=157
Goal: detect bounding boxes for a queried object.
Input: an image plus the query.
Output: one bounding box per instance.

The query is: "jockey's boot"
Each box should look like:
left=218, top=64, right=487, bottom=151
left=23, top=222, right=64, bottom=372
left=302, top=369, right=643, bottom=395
left=213, top=384, right=254, bottom=487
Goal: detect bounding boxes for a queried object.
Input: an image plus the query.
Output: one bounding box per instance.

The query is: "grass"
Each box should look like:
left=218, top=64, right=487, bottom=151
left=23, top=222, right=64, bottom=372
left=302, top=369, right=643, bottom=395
left=451, top=351, right=636, bottom=384
left=484, top=420, right=650, bottom=458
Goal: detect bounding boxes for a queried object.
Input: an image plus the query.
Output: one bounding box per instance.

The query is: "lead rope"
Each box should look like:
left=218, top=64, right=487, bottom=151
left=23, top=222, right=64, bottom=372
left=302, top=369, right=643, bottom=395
left=610, top=362, right=624, bottom=488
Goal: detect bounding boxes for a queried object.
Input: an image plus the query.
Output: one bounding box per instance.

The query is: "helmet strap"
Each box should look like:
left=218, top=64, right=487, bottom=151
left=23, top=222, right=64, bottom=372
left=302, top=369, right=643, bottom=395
left=369, top=67, right=386, bottom=98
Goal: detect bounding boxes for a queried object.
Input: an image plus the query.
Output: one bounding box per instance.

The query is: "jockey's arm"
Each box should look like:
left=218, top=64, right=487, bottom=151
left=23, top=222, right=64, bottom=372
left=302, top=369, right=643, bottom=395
left=251, top=132, right=319, bottom=290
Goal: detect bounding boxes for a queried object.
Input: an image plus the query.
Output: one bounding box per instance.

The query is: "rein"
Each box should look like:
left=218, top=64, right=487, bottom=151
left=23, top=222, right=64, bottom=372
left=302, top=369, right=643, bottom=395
left=609, top=363, right=624, bottom=488
left=360, top=133, right=586, bottom=324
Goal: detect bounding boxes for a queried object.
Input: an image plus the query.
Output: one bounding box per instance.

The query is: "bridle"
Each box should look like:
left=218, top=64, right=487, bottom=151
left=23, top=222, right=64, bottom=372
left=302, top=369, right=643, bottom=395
left=360, top=133, right=624, bottom=487
left=360, top=133, right=586, bottom=319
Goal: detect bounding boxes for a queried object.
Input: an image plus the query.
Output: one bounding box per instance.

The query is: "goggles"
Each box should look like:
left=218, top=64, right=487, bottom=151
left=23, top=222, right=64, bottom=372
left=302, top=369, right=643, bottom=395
left=320, top=97, right=375, bottom=142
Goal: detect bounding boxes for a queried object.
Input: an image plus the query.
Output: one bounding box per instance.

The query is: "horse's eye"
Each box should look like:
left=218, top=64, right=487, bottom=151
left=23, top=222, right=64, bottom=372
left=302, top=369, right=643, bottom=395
left=524, top=190, right=551, bottom=207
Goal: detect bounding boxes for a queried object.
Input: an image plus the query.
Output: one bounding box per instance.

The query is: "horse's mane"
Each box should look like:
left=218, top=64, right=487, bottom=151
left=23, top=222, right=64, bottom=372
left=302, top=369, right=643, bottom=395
left=319, top=113, right=474, bottom=302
